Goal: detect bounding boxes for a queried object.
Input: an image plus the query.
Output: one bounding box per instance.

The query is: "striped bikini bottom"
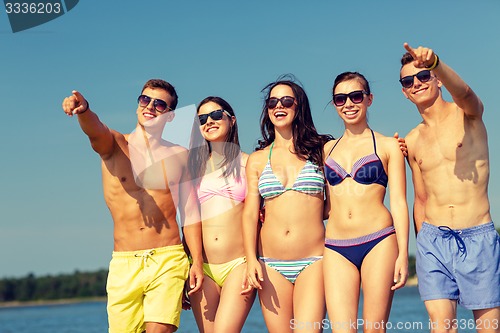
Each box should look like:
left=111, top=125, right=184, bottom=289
left=259, top=256, right=323, bottom=284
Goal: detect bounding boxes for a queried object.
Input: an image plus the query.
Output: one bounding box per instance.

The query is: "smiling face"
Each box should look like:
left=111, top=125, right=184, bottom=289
left=198, top=101, right=235, bottom=143
left=136, top=87, right=175, bottom=126
left=400, top=63, right=442, bottom=106
left=267, top=84, right=297, bottom=129
left=333, top=78, right=372, bottom=126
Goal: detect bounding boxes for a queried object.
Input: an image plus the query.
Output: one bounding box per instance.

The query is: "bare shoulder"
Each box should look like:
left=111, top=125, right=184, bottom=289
left=170, top=144, right=189, bottom=154
left=323, top=138, right=339, bottom=156
left=241, top=151, right=249, bottom=166
left=110, top=129, right=125, bottom=144
left=170, top=144, right=189, bottom=162
left=248, top=148, right=268, bottom=162
left=98, top=130, right=124, bottom=160
left=457, top=103, right=486, bottom=127
left=113, top=129, right=124, bottom=138
left=373, top=131, right=400, bottom=153
left=405, top=126, right=419, bottom=140
left=247, top=149, right=268, bottom=173
left=405, top=123, right=424, bottom=146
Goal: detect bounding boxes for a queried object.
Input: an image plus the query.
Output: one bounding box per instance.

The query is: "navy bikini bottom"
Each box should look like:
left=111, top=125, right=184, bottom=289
left=325, top=226, right=395, bottom=270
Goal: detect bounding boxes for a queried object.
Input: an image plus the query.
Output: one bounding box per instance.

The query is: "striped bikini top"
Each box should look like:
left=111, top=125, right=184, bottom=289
left=258, top=143, right=325, bottom=200
left=324, top=129, right=388, bottom=187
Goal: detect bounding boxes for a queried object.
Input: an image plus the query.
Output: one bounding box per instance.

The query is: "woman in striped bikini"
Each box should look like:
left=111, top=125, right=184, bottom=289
left=187, top=96, right=256, bottom=333
left=323, top=72, right=409, bottom=332
left=242, top=76, right=333, bottom=333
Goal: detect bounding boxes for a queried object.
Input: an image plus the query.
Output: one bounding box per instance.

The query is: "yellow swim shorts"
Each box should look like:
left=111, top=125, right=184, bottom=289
left=106, top=244, right=189, bottom=333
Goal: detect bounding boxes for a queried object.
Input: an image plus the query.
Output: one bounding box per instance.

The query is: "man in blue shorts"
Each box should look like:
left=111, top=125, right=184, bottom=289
left=400, top=43, right=500, bottom=333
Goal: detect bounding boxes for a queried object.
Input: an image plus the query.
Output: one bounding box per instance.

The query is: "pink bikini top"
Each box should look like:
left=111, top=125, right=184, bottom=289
left=197, top=159, right=246, bottom=205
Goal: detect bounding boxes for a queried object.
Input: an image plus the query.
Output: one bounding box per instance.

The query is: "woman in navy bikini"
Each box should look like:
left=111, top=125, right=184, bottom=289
left=242, top=76, right=333, bottom=332
left=187, top=96, right=256, bottom=333
left=323, top=72, right=409, bottom=332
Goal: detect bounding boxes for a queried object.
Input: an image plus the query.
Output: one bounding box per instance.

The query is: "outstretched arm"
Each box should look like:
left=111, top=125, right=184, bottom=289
left=62, top=90, right=115, bottom=158
left=403, top=43, right=484, bottom=119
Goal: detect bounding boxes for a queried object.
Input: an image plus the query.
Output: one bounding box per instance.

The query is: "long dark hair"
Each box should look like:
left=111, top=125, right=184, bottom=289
left=188, top=96, right=242, bottom=184
left=257, top=75, right=333, bottom=166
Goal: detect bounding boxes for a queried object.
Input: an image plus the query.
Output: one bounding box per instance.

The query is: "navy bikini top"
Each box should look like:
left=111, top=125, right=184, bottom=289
left=324, top=129, right=388, bottom=187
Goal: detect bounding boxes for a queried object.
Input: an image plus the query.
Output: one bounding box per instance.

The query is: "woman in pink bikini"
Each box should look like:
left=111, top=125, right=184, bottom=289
left=323, top=72, right=409, bottom=332
left=187, top=96, right=255, bottom=333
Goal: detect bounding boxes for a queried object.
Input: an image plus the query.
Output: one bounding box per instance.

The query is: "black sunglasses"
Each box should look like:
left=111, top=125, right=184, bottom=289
left=137, top=95, right=172, bottom=113
left=198, top=109, right=231, bottom=125
left=333, top=90, right=368, bottom=107
left=266, top=96, right=296, bottom=109
left=399, top=70, right=432, bottom=89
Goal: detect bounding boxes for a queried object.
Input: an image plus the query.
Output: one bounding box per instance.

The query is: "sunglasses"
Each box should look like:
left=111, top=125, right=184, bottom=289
left=198, top=109, right=231, bottom=125
left=399, top=70, right=432, bottom=89
left=137, top=95, right=172, bottom=113
left=333, top=90, right=368, bottom=107
left=266, top=96, right=296, bottom=109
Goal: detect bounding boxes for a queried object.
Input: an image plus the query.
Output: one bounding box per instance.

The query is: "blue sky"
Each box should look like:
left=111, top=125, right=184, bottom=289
left=1, top=1, right=499, bottom=278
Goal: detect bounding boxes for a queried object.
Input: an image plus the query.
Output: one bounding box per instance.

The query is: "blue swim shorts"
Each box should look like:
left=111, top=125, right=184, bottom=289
left=416, top=222, right=500, bottom=310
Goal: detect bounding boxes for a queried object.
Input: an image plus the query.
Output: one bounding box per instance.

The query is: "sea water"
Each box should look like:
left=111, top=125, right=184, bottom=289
left=0, top=287, right=479, bottom=333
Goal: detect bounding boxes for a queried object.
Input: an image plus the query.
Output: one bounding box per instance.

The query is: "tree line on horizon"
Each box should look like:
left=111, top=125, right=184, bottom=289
left=0, top=263, right=415, bottom=303
left=4, top=230, right=500, bottom=305
left=0, top=269, right=107, bottom=303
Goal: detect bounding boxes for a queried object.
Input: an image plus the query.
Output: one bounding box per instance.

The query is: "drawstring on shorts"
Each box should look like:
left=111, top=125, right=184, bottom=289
left=135, top=249, right=156, bottom=268
left=438, top=226, right=467, bottom=259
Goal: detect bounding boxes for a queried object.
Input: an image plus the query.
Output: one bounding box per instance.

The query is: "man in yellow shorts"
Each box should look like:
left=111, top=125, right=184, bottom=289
left=62, top=79, right=203, bottom=333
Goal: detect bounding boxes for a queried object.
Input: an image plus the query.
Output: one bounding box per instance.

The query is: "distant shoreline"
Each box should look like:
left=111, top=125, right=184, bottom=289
left=0, top=296, right=106, bottom=309
left=0, top=277, right=418, bottom=309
